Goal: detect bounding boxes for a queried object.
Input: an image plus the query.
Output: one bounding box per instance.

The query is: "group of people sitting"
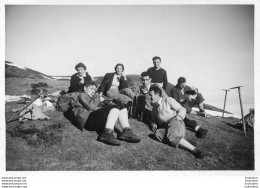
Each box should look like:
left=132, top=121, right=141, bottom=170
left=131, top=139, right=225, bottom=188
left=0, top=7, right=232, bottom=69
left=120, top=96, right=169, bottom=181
left=64, top=56, right=209, bottom=159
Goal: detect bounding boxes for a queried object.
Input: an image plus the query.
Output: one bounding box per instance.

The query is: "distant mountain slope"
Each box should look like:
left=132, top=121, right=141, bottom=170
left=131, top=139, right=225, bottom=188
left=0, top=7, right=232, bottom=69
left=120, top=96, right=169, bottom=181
left=5, top=61, right=54, bottom=79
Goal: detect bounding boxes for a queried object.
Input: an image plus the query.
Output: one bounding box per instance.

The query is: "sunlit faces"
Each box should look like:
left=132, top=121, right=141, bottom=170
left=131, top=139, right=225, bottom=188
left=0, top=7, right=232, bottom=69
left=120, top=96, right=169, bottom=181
left=149, top=90, right=160, bottom=104
left=153, top=59, right=161, bottom=69
left=141, top=76, right=152, bottom=87
left=84, top=85, right=97, bottom=97
left=115, top=65, right=123, bottom=75
left=77, top=67, right=86, bottom=77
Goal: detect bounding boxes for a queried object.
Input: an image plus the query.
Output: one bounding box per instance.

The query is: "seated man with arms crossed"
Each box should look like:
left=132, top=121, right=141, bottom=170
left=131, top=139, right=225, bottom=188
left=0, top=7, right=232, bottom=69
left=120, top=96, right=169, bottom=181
left=170, top=77, right=208, bottom=139
left=149, top=86, right=207, bottom=159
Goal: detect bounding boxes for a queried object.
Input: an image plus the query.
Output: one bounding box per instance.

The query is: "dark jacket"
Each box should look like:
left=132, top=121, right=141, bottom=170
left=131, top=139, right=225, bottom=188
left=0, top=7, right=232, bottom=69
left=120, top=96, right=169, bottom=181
left=68, top=73, right=92, bottom=93
left=170, top=85, right=192, bottom=104
left=71, top=92, right=101, bottom=129
left=98, top=72, right=128, bottom=96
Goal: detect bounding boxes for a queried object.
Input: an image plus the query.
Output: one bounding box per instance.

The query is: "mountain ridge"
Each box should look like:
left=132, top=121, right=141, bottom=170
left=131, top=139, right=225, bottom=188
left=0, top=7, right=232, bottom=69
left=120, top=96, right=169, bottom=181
left=5, top=60, right=231, bottom=114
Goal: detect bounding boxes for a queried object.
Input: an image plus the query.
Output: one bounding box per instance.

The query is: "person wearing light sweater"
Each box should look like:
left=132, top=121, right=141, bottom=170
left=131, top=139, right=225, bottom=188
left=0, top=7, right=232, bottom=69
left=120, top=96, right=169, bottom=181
left=149, top=86, right=208, bottom=159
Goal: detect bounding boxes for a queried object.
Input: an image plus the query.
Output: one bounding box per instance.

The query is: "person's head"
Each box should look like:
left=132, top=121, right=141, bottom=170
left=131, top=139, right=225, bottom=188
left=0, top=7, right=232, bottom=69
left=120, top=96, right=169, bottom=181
left=114, top=63, right=124, bottom=75
left=75, top=62, right=87, bottom=77
left=152, top=56, right=162, bottom=69
left=84, top=81, right=98, bottom=97
left=177, top=77, right=186, bottom=89
left=141, top=71, right=152, bottom=87
left=149, top=85, right=162, bottom=104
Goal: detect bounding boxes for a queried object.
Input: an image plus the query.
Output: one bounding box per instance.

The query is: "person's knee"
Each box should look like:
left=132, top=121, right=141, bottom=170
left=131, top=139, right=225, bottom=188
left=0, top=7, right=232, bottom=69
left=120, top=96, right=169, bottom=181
left=110, top=108, right=120, bottom=115
left=167, top=136, right=182, bottom=148
left=120, top=108, right=128, bottom=114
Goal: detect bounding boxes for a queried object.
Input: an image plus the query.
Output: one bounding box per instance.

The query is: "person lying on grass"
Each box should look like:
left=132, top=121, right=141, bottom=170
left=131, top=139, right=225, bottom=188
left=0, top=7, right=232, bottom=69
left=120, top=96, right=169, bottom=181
left=70, top=81, right=141, bottom=146
left=149, top=86, right=208, bottom=159
left=68, top=62, right=92, bottom=93
left=135, top=72, right=207, bottom=139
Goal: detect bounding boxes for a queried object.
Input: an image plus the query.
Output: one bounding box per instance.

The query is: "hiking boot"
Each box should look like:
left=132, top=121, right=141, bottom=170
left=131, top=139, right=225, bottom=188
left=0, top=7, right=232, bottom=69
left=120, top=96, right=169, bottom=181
left=192, top=148, right=206, bottom=159
left=117, top=128, right=141, bottom=143
left=198, top=109, right=207, bottom=117
left=196, top=127, right=208, bottom=139
left=97, top=129, right=121, bottom=146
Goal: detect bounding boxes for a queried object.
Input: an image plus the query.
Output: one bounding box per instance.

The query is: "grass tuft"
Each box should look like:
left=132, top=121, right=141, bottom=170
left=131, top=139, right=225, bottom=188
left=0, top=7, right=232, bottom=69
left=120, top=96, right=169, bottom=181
left=7, top=123, right=64, bottom=147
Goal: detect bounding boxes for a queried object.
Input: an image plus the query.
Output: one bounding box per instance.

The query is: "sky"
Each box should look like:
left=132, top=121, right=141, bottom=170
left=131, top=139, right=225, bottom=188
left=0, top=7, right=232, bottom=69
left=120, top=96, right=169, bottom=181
left=5, top=5, right=254, bottom=114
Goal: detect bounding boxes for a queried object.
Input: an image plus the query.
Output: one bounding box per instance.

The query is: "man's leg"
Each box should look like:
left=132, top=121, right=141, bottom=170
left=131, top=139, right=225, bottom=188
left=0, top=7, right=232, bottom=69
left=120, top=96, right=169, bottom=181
left=107, top=88, right=132, bottom=103
left=117, top=108, right=141, bottom=143
left=120, top=88, right=136, bottom=100
left=96, top=107, right=121, bottom=146
left=166, top=119, right=207, bottom=159
left=189, top=93, right=207, bottom=117
left=184, top=117, right=208, bottom=139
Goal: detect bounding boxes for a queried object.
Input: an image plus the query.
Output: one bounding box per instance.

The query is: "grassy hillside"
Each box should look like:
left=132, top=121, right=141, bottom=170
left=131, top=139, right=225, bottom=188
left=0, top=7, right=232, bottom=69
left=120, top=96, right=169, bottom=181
left=5, top=61, right=53, bottom=79
left=5, top=77, right=254, bottom=170
left=5, top=61, right=230, bottom=114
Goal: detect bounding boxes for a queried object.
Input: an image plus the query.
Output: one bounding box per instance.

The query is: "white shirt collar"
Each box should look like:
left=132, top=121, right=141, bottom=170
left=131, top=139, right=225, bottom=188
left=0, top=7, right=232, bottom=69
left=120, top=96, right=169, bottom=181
left=158, top=97, right=163, bottom=106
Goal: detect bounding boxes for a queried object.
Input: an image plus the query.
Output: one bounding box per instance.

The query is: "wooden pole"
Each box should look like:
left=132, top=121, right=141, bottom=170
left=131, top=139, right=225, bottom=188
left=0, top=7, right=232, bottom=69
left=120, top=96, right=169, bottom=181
left=222, top=89, right=229, bottom=117
left=7, top=94, right=41, bottom=123
left=237, top=87, right=246, bottom=137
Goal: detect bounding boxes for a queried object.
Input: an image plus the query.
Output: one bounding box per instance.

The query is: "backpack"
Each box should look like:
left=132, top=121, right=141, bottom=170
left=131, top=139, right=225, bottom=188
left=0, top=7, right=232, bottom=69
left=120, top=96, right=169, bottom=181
left=56, top=92, right=80, bottom=112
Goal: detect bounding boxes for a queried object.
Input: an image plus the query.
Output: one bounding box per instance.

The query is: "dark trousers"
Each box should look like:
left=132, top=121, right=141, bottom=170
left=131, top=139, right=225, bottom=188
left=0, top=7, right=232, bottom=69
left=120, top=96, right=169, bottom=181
left=85, top=105, right=120, bottom=134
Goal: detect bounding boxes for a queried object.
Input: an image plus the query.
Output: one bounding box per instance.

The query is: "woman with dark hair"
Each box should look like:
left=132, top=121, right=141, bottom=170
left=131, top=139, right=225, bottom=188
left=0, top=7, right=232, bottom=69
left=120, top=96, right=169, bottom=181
left=98, top=63, right=136, bottom=105
left=68, top=62, right=92, bottom=93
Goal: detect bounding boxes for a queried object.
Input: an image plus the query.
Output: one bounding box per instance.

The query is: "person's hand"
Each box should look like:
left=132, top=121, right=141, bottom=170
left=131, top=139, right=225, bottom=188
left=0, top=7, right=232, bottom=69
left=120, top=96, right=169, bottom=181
left=100, top=96, right=105, bottom=102
left=79, top=77, right=84, bottom=84
left=175, top=115, right=183, bottom=121
left=121, top=72, right=127, bottom=80
left=180, top=99, right=185, bottom=103
left=151, top=123, right=157, bottom=132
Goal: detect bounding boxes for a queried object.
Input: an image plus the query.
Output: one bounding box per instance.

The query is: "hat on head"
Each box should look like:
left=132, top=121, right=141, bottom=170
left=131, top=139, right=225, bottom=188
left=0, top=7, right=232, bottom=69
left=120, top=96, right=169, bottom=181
left=178, top=77, right=186, bottom=84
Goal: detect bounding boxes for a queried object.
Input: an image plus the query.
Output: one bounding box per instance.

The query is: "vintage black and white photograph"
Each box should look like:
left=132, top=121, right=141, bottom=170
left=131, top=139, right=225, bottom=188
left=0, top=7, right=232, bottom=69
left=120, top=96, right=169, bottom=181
left=1, top=2, right=259, bottom=186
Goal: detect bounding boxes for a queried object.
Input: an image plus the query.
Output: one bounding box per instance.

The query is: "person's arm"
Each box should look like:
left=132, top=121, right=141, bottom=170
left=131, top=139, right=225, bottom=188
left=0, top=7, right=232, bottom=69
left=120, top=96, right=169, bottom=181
left=162, top=70, right=168, bottom=90
left=167, top=98, right=186, bottom=120
left=84, top=74, right=92, bottom=83
left=149, top=108, right=158, bottom=132
left=170, top=88, right=181, bottom=103
left=98, top=73, right=109, bottom=95
left=119, top=75, right=128, bottom=90
left=68, top=74, right=79, bottom=93
left=79, top=93, right=101, bottom=110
